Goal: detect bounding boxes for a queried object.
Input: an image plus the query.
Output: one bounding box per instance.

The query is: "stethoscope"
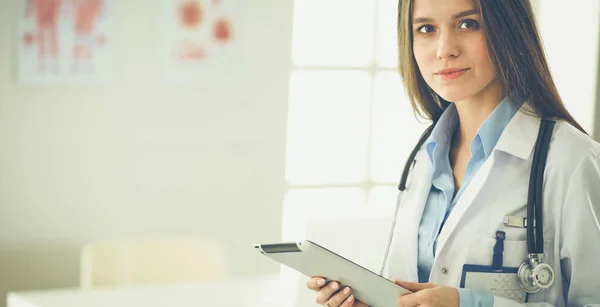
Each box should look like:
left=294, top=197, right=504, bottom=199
left=379, top=118, right=556, bottom=293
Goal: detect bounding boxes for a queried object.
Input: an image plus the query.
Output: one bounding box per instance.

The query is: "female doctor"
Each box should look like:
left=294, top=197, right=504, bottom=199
left=306, top=0, right=600, bottom=306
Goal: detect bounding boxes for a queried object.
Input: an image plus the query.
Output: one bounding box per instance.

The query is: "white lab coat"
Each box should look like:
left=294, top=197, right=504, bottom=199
left=381, top=105, right=600, bottom=307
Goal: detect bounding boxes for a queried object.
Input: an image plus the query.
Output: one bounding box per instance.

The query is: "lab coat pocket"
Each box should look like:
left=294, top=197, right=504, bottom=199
left=466, top=235, right=528, bottom=268
left=464, top=236, right=555, bottom=303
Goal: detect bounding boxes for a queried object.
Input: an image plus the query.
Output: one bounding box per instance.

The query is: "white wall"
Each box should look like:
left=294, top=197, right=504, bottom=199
left=535, top=0, right=600, bottom=135
left=0, top=1, right=293, bottom=305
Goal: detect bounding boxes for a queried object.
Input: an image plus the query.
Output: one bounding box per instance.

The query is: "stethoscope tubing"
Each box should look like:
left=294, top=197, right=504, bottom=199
left=380, top=118, right=555, bottom=276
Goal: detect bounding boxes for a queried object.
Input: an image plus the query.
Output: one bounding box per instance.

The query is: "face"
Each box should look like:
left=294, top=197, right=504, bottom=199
left=411, top=0, right=498, bottom=103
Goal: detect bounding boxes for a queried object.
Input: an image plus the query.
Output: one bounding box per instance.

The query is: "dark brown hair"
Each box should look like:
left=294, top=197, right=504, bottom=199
left=397, top=0, right=586, bottom=133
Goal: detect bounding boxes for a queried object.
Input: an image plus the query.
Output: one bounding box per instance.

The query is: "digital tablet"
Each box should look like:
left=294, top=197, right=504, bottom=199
left=253, top=240, right=411, bottom=307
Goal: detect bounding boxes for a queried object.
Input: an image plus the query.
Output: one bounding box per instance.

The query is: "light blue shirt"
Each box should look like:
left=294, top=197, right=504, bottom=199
left=417, top=94, right=523, bottom=306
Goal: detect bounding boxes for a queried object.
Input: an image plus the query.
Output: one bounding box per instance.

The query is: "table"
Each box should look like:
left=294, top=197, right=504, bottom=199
left=7, top=275, right=299, bottom=307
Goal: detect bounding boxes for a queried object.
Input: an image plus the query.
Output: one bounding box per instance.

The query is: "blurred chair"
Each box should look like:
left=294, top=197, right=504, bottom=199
left=80, top=237, right=228, bottom=289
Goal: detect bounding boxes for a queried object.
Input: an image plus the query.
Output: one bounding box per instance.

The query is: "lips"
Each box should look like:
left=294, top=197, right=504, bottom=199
left=435, top=68, right=469, bottom=80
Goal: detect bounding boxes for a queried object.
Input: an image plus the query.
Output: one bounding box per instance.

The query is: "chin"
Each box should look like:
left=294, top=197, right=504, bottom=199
left=433, top=88, right=473, bottom=103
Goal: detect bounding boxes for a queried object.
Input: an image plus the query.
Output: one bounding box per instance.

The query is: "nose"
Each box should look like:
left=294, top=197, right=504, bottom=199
left=436, top=31, right=460, bottom=59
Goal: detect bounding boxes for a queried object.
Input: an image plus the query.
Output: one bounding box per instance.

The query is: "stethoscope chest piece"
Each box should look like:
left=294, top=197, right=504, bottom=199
left=517, top=254, right=555, bottom=293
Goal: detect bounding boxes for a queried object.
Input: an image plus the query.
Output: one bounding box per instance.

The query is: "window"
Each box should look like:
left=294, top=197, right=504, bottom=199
left=283, top=0, right=429, bottom=241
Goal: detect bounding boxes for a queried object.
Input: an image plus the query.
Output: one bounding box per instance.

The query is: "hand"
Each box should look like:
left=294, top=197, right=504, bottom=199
left=306, top=276, right=369, bottom=307
left=394, top=280, right=459, bottom=307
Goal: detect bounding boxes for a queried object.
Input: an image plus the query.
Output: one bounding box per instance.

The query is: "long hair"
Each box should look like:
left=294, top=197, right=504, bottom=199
left=397, top=0, right=586, bottom=133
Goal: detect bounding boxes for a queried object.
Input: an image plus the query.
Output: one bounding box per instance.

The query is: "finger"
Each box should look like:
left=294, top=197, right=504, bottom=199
left=315, top=281, right=341, bottom=305
left=328, top=286, right=353, bottom=307
left=397, top=292, right=420, bottom=307
left=307, top=277, right=327, bottom=290
left=341, top=294, right=355, bottom=306
left=394, top=279, right=435, bottom=292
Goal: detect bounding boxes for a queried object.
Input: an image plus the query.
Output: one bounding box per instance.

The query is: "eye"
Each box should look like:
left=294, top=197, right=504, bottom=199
left=459, top=19, right=479, bottom=29
left=416, top=25, right=435, bottom=33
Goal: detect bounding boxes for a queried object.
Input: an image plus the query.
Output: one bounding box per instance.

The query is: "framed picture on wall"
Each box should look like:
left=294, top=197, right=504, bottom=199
left=16, top=0, right=113, bottom=84
left=162, top=0, right=240, bottom=82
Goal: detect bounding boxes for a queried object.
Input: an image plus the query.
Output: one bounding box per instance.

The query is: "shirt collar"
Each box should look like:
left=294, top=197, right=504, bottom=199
left=425, top=93, right=524, bottom=164
left=475, top=93, right=524, bottom=158
left=425, top=103, right=458, bottom=169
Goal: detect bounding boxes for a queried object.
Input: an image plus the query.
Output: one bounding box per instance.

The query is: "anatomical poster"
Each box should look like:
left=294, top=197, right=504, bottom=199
left=162, top=0, right=239, bottom=81
left=17, top=0, right=112, bottom=84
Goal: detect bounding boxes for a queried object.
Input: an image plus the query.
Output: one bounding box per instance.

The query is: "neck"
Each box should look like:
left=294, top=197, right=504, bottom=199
left=453, top=80, right=503, bottom=149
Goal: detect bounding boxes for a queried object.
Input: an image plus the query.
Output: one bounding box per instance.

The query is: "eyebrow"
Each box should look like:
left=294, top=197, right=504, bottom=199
left=412, top=9, right=479, bottom=24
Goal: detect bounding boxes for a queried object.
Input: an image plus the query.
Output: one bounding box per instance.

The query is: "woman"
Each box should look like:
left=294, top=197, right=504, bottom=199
left=306, top=0, right=600, bottom=306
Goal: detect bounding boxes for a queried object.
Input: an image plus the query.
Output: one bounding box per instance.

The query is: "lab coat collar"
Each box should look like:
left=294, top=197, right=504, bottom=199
left=493, top=104, right=541, bottom=160
left=432, top=103, right=541, bottom=260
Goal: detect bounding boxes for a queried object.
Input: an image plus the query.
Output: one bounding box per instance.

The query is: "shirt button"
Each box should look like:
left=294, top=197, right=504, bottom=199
left=441, top=267, right=449, bottom=275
